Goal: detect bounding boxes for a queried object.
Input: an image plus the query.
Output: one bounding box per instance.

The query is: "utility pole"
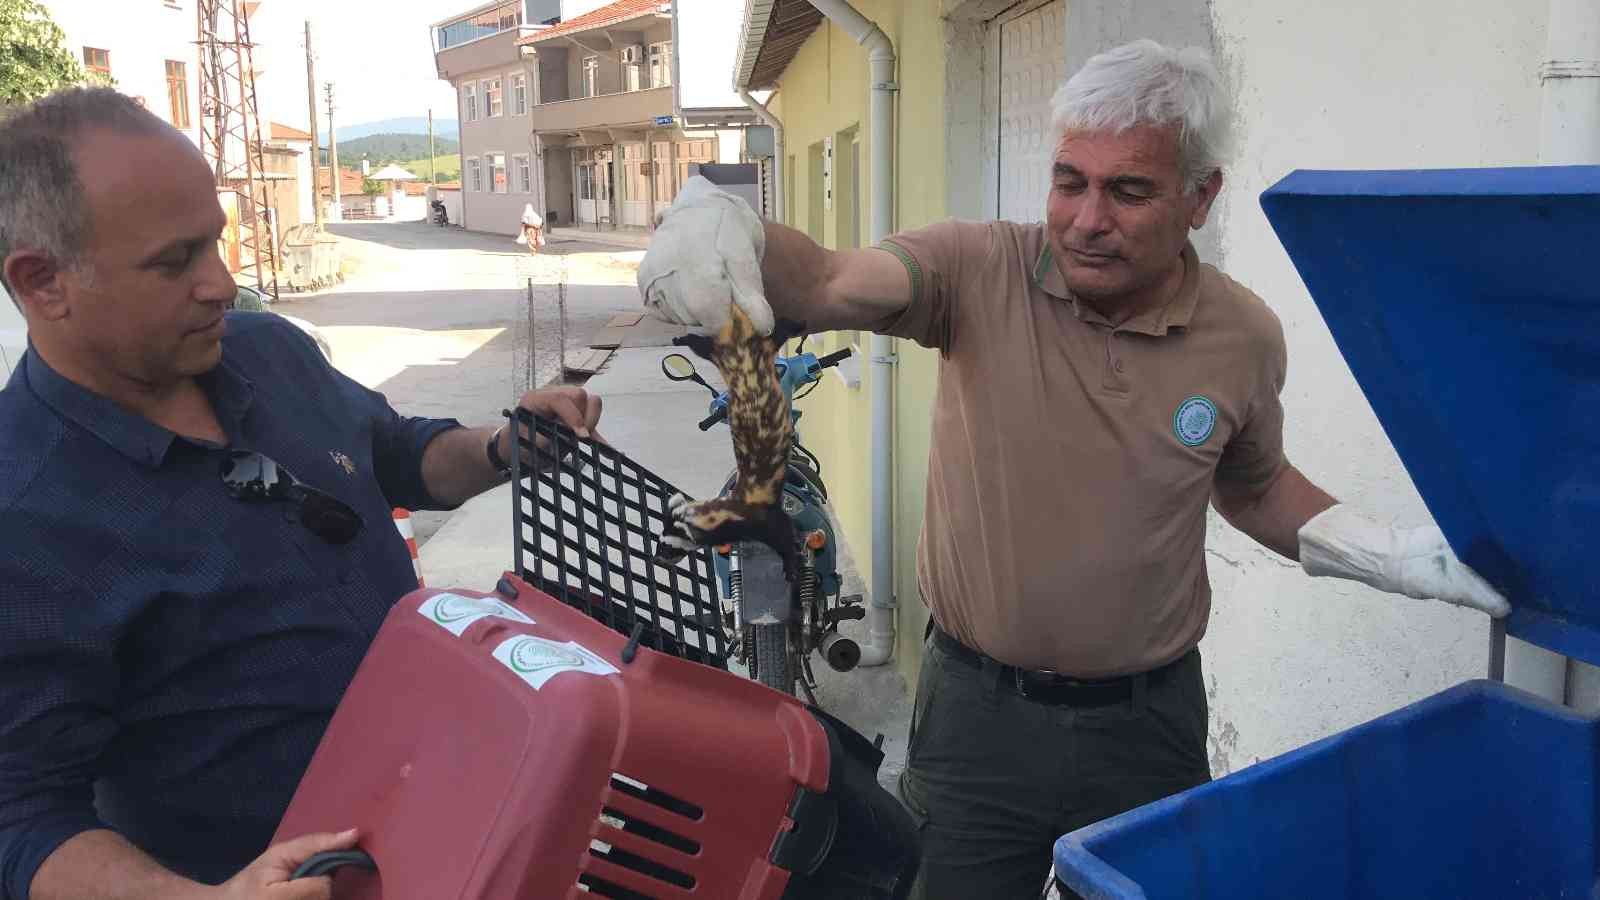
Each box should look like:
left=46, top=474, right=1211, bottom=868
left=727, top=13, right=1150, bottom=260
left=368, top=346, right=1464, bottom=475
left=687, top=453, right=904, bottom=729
left=324, top=82, right=339, bottom=220
left=428, top=108, right=436, bottom=184
left=303, top=19, right=323, bottom=229
left=197, top=0, right=278, bottom=300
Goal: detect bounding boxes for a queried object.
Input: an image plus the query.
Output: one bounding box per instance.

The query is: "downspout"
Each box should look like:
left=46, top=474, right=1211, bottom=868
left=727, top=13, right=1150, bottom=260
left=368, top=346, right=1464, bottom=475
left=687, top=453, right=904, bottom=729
left=1507, top=0, right=1600, bottom=706
left=806, top=0, right=897, bottom=666
left=736, top=88, right=784, bottom=221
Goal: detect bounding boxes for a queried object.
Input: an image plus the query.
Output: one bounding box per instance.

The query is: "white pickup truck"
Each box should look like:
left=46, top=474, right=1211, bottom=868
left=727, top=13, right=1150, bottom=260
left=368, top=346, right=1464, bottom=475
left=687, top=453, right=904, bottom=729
left=0, top=285, right=24, bottom=378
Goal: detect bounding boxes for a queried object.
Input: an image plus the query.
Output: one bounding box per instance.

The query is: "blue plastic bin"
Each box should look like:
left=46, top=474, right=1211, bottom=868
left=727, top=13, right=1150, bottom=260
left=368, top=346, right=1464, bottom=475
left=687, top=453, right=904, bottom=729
left=1052, top=681, right=1597, bottom=899
left=1052, top=166, right=1600, bottom=899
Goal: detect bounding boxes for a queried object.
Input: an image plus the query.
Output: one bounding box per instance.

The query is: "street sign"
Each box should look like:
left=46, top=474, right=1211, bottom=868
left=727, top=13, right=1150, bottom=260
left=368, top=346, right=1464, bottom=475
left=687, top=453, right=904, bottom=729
left=653, top=115, right=675, bottom=126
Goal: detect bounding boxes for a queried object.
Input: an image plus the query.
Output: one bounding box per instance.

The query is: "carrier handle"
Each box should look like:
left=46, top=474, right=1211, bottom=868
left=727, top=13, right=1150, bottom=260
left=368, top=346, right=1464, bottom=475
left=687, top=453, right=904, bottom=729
left=290, top=849, right=377, bottom=880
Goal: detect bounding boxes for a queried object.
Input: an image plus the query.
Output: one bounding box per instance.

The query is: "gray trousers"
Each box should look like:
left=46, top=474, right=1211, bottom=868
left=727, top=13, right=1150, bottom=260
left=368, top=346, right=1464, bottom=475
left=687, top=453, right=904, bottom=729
left=897, top=628, right=1212, bottom=899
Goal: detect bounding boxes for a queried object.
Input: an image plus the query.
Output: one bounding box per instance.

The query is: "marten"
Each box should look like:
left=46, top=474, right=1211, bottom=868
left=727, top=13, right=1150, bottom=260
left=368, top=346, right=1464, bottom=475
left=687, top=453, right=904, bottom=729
left=654, top=305, right=807, bottom=581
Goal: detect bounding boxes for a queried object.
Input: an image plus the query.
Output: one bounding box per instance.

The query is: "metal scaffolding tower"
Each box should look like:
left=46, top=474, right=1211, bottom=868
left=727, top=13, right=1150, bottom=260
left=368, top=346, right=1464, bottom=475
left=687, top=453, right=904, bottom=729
left=196, top=0, right=278, bottom=301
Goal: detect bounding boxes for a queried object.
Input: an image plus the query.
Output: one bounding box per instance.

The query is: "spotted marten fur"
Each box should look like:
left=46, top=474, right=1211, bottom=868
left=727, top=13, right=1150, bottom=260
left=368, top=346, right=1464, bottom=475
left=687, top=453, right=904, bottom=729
left=655, top=304, right=807, bottom=579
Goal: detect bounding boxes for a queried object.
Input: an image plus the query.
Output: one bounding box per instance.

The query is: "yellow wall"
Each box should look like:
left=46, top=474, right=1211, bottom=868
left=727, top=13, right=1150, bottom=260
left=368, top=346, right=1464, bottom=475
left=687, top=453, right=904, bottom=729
left=768, top=0, right=948, bottom=686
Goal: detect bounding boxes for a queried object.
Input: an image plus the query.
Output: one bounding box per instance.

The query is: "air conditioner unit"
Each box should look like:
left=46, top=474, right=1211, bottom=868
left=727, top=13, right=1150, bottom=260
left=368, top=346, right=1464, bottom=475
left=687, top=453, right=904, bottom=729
left=620, top=45, right=643, bottom=64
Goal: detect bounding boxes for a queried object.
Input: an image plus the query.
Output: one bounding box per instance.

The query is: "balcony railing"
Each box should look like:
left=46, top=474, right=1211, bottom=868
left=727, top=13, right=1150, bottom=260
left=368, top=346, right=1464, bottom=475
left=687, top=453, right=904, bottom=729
left=533, top=86, right=673, bottom=133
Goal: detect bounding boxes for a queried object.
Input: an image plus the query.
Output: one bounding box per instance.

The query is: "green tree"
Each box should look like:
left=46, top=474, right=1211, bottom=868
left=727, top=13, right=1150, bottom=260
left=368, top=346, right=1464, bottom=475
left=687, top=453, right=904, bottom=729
left=0, top=0, right=91, bottom=108
left=361, top=177, right=384, bottom=196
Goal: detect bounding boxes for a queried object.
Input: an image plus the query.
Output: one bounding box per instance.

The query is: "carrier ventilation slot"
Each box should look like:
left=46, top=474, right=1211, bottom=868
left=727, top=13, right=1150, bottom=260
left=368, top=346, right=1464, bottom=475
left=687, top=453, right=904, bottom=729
left=608, top=772, right=704, bottom=821
left=600, top=807, right=700, bottom=855
left=587, top=840, right=696, bottom=890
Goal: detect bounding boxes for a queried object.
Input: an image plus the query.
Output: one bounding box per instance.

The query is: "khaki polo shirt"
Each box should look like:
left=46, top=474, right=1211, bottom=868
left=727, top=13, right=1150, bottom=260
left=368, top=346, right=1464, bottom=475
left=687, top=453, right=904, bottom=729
left=873, top=218, right=1288, bottom=678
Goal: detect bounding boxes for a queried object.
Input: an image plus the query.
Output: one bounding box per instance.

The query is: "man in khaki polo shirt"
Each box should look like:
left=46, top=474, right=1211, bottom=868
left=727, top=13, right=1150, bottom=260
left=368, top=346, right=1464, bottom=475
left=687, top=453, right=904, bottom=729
left=637, top=39, right=1510, bottom=899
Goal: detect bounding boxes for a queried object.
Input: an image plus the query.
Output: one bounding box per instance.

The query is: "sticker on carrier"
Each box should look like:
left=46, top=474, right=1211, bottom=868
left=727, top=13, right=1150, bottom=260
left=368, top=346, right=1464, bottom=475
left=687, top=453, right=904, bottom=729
left=417, top=592, right=535, bottom=637
left=493, top=634, right=619, bottom=690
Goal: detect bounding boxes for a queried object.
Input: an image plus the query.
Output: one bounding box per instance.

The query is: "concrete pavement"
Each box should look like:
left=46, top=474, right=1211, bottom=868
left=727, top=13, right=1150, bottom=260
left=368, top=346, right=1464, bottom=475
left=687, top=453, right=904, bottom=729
left=275, top=221, right=645, bottom=544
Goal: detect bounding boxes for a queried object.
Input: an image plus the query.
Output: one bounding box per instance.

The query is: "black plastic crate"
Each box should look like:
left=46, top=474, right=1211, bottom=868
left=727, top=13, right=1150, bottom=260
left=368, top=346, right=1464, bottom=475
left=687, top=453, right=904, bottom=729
left=507, top=408, right=729, bottom=668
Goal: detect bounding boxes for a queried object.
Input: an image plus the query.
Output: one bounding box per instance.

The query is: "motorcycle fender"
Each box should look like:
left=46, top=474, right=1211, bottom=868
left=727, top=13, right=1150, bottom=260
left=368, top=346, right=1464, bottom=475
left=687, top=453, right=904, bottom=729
left=737, top=542, right=794, bottom=625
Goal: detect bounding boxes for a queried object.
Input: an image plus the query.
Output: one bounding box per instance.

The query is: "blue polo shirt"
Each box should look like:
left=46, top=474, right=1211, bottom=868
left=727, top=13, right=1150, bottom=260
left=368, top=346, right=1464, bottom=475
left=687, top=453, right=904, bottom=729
left=0, top=311, right=463, bottom=896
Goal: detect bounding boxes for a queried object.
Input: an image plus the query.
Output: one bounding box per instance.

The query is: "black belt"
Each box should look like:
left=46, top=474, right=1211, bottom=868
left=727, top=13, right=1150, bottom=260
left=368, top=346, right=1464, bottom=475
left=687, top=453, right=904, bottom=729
left=931, top=625, right=1186, bottom=708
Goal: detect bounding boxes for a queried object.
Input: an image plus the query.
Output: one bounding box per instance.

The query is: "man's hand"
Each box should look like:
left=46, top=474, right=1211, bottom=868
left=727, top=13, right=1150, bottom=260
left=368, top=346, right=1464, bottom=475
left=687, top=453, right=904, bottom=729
left=638, top=175, right=775, bottom=336
left=1298, top=504, right=1511, bottom=617
left=499, top=384, right=604, bottom=465
left=211, top=828, right=361, bottom=900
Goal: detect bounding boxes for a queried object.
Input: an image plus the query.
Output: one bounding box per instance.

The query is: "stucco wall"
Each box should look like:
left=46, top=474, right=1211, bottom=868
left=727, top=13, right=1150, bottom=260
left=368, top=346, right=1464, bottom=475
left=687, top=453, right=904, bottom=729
left=766, top=0, right=949, bottom=688
left=456, top=57, right=540, bottom=234
left=1177, top=0, right=1550, bottom=773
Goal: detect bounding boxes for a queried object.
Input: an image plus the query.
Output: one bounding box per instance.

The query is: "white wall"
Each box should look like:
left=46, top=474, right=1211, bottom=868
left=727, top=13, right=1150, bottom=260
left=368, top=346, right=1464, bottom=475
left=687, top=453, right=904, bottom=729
left=1202, top=0, right=1546, bottom=774
left=278, top=137, right=316, bottom=227
left=42, top=0, right=201, bottom=144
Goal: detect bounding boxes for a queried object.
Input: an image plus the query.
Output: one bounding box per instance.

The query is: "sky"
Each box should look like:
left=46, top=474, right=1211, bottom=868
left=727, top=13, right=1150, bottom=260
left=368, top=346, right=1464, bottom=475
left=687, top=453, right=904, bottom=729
left=249, top=0, right=758, bottom=132
left=249, top=0, right=462, bottom=131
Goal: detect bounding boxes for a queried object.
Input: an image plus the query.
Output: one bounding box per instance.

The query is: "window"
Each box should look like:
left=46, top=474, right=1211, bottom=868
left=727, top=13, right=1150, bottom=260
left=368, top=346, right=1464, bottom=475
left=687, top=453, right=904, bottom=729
left=622, top=47, right=643, bottom=92
left=466, top=158, right=482, bottom=191
left=435, top=1, right=522, bottom=49
left=648, top=42, right=672, bottom=88
left=164, top=60, right=189, bottom=128
left=484, top=78, right=502, bottom=117
left=487, top=152, right=507, bottom=193
left=462, top=83, right=477, bottom=121
left=578, top=164, right=593, bottom=201
left=513, top=153, right=531, bottom=193
left=511, top=72, right=527, bottom=115
left=83, top=47, right=111, bottom=79
left=582, top=56, right=598, bottom=98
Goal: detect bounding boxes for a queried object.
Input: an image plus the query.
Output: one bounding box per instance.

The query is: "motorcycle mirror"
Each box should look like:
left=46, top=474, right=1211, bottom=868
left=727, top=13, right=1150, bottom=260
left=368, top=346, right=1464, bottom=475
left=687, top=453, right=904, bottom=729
left=661, top=353, right=699, bottom=381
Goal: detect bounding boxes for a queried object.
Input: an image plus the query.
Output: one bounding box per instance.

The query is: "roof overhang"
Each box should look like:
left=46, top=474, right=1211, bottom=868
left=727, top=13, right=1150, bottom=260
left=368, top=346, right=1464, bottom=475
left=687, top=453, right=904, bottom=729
left=734, top=0, right=823, bottom=91
left=518, top=6, right=670, bottom=47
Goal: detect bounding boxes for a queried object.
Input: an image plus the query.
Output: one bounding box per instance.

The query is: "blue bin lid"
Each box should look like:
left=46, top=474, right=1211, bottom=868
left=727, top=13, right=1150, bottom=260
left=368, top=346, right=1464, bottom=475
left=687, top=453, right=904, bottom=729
left=1260, top=166, right=1600, bottom=665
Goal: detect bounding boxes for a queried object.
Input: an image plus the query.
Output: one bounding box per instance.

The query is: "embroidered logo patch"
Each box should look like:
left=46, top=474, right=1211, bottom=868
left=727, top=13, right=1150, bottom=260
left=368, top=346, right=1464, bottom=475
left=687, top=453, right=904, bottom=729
left=1173, top=396, right=1218, bottom=447
left=329, top=450, right=356, bottom=475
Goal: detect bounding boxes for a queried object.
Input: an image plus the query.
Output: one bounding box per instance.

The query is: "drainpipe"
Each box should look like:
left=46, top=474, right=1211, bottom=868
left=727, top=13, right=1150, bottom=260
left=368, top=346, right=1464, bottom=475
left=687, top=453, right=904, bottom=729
left=807, top=0, right=897, bottom=667
left=1508, top=0, right=1600, bottom=707
left=736, top=88, right=784, bottom=221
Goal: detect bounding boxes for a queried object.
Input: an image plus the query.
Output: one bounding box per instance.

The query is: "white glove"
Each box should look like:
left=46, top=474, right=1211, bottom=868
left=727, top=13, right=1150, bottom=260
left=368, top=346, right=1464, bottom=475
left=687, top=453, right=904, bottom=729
left=638, top=175, right=774, bottom=336
left=1298, top=504, right=1510, bottom=617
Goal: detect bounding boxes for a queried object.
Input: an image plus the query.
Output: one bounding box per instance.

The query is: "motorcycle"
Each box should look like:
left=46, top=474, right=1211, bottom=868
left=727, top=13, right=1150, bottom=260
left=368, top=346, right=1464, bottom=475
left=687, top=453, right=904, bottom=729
left=659, top=343, right=865, bottom=700
left=430, top=200, right=449, bottom=227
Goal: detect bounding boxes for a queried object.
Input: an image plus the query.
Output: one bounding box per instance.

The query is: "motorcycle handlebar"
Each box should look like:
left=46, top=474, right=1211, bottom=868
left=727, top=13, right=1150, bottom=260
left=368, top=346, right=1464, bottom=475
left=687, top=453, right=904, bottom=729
left=818, top=348, right=853, bottom=369
left=698, top=408, right=728, bottom=431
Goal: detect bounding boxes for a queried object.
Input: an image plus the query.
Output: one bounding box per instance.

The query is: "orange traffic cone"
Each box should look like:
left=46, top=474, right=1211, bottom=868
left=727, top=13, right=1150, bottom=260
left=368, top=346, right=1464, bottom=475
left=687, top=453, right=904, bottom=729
left=393, top=508, right=424, bottom=587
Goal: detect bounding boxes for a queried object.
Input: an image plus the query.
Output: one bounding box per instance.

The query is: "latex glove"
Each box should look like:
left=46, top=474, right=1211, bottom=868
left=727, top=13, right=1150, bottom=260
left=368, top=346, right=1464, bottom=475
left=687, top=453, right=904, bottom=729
left=1298, top=504, right=1511, bottom=617
left=637, top=175, right=774, bottom=336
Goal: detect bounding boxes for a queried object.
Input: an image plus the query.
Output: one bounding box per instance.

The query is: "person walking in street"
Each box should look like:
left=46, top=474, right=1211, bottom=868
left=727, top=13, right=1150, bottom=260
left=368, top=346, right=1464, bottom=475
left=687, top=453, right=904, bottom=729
left=0, top=87, right=602, bottom=900
left=635, top=39, right=1510, bottom=900
left=516, top=203, right=545, bottom=254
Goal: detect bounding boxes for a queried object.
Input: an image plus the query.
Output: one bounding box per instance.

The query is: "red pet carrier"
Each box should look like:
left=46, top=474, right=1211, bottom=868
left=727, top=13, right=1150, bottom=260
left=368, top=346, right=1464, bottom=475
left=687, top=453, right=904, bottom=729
left=272, top=412, right=918, bottom=899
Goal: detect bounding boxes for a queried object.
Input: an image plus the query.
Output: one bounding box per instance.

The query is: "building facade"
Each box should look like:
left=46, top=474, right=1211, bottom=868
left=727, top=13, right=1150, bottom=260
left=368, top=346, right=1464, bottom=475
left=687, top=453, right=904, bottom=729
left=40, top=0, right=202, bottom=143
left=736, top=0, right=1582, bottom=776
left=432, top=0, right=750, bottom=235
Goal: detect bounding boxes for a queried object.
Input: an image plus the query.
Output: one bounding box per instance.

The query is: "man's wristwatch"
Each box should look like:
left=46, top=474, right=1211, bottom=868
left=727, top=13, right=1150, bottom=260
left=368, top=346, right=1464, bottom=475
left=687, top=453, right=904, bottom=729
left=486, top=425, right=513, bottom=478
left=488, top=423, right=564, bottom=478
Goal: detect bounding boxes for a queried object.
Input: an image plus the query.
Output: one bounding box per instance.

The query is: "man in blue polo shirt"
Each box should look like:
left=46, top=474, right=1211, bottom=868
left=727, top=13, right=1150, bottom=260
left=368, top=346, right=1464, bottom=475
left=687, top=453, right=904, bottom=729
left=0, top=88, right=602, bottom=900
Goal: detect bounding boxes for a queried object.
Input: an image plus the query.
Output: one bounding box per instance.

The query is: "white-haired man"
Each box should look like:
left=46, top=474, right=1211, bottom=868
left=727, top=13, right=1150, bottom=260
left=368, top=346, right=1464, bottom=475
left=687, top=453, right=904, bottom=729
left=637, top=39, right=1510, bottom=898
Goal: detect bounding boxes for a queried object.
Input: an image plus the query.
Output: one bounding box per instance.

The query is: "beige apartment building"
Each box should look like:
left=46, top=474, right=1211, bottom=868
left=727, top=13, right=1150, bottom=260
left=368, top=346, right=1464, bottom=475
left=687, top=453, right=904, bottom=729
left=432, top=0, right=744, bottom=235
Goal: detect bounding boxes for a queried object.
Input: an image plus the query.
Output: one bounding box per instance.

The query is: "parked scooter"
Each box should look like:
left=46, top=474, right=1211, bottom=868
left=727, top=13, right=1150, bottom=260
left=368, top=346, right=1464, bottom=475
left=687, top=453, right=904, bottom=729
left=659, top=344, right=865, bottom=701
left=430, top=200, right=448, bottom=227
